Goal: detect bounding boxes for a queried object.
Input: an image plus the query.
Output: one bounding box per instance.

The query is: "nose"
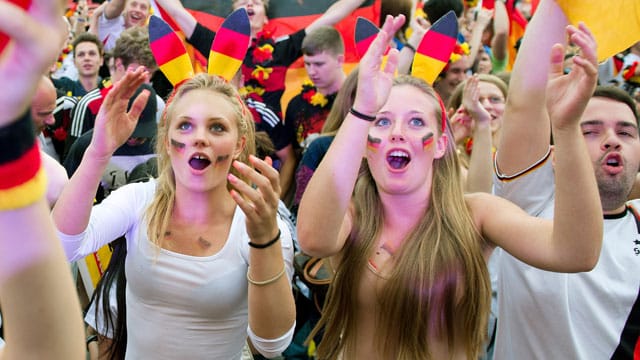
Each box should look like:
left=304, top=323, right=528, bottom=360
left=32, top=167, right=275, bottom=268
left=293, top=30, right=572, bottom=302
left=192, top=127, right=210, bottom=147
left=44, top=114, right=55, bottom=126
left=390, top=122, right=406, bottom=142
left=602, top=130, right=622, bottom=151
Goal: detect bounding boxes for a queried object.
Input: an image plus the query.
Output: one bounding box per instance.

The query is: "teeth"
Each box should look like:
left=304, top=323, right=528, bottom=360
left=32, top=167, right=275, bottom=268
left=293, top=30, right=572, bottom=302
left=389, top=151, right=409, bottom=158
left=194, top=155, right=207, bottom=160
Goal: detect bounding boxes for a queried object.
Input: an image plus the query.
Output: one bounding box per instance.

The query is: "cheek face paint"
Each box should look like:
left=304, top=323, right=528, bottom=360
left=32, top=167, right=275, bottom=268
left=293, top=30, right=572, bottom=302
left=216, top=154, right=230, bottom=163
left=422, top=132, right=434, bottom=150
left=170, top=138, right=186, bottom=153
left=367, top=135, right=382, bottom=152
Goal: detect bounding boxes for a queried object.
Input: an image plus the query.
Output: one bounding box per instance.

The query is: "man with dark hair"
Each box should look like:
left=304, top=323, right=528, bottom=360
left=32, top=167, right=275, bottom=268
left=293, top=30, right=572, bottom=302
left=67, top=26, right=161, bottom=151
left=52, top=32, right=104, bottom=97
left=493, top=1, right=640, bottom=358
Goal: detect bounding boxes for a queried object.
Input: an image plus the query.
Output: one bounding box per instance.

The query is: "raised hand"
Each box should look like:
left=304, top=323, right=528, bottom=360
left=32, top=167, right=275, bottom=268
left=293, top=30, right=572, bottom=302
left=228, top=155, right=281, bottom=245
left=450, top=106, right=474, bottom=145
left=351, top=14, right=406, bottom=116
left=546, top=22, right=598, bottom=129
left=462, top=75, right=491, bottom=126
left=0, top=0, right=67, bottom=127
left=90, top=68, right=150, bottom=160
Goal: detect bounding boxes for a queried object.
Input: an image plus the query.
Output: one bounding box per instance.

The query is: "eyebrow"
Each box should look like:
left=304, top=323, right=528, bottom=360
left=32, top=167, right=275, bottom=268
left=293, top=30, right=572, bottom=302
left=581, top=120, right=639, bottom=129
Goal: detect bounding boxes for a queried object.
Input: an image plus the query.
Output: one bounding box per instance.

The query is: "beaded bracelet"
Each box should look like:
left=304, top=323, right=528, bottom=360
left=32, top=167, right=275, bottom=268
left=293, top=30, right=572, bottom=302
left=247, top=263, right=286, bottom=286
left=0, top=112, right=46, bottom=211
left=248, top=229, right=281, bottom=249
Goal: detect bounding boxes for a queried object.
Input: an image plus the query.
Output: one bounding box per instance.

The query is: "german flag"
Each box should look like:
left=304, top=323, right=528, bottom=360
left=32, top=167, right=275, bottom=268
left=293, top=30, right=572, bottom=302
left=151, top=0, right=381, bottom=110
left=555, top=0, right=640, bottom=62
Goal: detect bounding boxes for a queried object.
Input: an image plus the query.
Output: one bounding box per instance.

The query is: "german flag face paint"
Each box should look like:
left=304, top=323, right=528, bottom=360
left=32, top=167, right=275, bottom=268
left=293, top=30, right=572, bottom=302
left=367, top=134, right=382, bottom=152
left=422, top=132, right=434, bottom=150
left=170, top=138, right=186, bottom=153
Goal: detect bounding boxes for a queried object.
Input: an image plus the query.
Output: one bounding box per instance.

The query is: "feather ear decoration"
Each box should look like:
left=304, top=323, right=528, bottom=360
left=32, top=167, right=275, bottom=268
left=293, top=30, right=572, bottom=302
left=148, top=8, right=251, bottom=87
left=411, top=10, right=458, bottom=86
left=411, top=10, right=458, bottom=132
left=354, top=17, right=381, bottom=60
left=148, top=15, right=194, bottom=88
left=207, top=8, right=251, bottom=81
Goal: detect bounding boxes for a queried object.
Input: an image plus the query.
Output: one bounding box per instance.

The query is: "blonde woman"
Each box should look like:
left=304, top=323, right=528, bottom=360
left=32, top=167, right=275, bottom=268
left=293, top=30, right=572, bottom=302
left=52, top=71, right=295, bottom=359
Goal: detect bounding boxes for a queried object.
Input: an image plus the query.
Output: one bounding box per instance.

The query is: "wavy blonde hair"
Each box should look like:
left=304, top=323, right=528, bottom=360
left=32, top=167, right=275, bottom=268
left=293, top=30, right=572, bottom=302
left=314, top=75, right=490, bottom=359
left=145, top=74, right=256, bottom=248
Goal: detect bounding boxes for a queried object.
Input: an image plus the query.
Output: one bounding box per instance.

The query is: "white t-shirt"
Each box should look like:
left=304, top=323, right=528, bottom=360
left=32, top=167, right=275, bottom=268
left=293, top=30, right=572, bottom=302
left=58, top=180, right=295, bottom=359
left=98, top=13, right=125, bottom=52
left=493, top=153, right=640, bottom=359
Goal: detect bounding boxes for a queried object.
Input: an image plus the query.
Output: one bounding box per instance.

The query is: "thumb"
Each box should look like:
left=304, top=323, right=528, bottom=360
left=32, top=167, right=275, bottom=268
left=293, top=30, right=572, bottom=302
left=548, top=43, right=565, bottom=79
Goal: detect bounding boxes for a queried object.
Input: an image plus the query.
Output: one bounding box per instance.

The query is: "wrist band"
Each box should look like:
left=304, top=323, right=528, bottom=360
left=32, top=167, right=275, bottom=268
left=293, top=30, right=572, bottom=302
left=349, top=107, right=377, bottom=122
left=248, top=229, right=281, bottom=249
left=86, top=334, right=98, bottom=347
left=404, top=43, right=416, bottom=53
left=247, top=264, right=286, bottom=286
left=0, top=112, right=46, bottom=211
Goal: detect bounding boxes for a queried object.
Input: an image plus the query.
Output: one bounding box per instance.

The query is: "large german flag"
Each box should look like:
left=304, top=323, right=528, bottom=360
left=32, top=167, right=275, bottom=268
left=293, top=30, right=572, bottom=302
left=151, top=0, right=381, bottom=111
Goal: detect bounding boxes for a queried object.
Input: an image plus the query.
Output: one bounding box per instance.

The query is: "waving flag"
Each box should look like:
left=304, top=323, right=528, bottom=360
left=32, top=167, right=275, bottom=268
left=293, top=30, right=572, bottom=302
left=555, top=0, right=640, bottom=62
left=152, top=0, right=381, bottom=110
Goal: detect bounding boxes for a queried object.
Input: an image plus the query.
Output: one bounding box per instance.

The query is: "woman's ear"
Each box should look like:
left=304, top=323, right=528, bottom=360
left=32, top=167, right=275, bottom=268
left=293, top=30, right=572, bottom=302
left=434, top=133, right=448, bottom=159
left=234, top=135, right=247, bottom=159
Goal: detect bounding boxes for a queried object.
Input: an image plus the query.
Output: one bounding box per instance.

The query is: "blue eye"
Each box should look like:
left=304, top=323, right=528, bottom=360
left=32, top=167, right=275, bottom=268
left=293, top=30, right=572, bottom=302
left=409, top=117, right=425, bottom=127
left=177, top=122, right=191, bottom=131
left=375, top=118, right=391, bottom=127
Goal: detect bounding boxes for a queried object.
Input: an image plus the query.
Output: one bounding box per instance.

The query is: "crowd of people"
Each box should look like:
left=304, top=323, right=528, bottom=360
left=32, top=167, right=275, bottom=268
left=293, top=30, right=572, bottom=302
left=1, top=0, right=640, bottom=359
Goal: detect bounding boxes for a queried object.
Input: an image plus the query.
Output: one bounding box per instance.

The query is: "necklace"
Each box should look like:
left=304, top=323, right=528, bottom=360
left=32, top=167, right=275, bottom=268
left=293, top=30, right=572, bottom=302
left=300, top=80, right=330, bottom=107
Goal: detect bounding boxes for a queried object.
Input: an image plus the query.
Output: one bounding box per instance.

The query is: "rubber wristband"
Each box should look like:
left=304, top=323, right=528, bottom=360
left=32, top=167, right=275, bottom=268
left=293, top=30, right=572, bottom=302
left=404, top=43, right=416, bottom=53
left=349, top=107, right=377, bottom=122
left=247, top=264, right=286, bottom=286
left=248, top=229, right=281, bottom=249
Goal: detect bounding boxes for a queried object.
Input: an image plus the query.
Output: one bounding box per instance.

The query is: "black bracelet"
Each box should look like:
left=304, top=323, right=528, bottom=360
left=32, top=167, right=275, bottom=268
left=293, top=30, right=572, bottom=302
left=86, top=334, right=98, bottom=347
left=349, top=107, right=377, bottom=122
left=404, top=43, right=416, bottom=53
left=248, top=229, right=281, bottom=249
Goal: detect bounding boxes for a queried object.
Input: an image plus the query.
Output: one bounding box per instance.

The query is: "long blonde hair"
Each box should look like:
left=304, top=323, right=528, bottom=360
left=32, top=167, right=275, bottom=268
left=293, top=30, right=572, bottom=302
left=315, top=75, right=491, bottom=359
left=145, top=74, right=256, bottom=247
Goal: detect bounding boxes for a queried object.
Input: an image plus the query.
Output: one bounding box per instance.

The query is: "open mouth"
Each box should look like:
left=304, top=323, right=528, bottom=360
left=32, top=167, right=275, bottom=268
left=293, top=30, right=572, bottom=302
left=247, top=8, right=255, bottom=16
left=387, top=150, right=411, bottom=170
left=602, top=153, right=623, bottom=174
left=189, top=154, right=211, bottom=171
